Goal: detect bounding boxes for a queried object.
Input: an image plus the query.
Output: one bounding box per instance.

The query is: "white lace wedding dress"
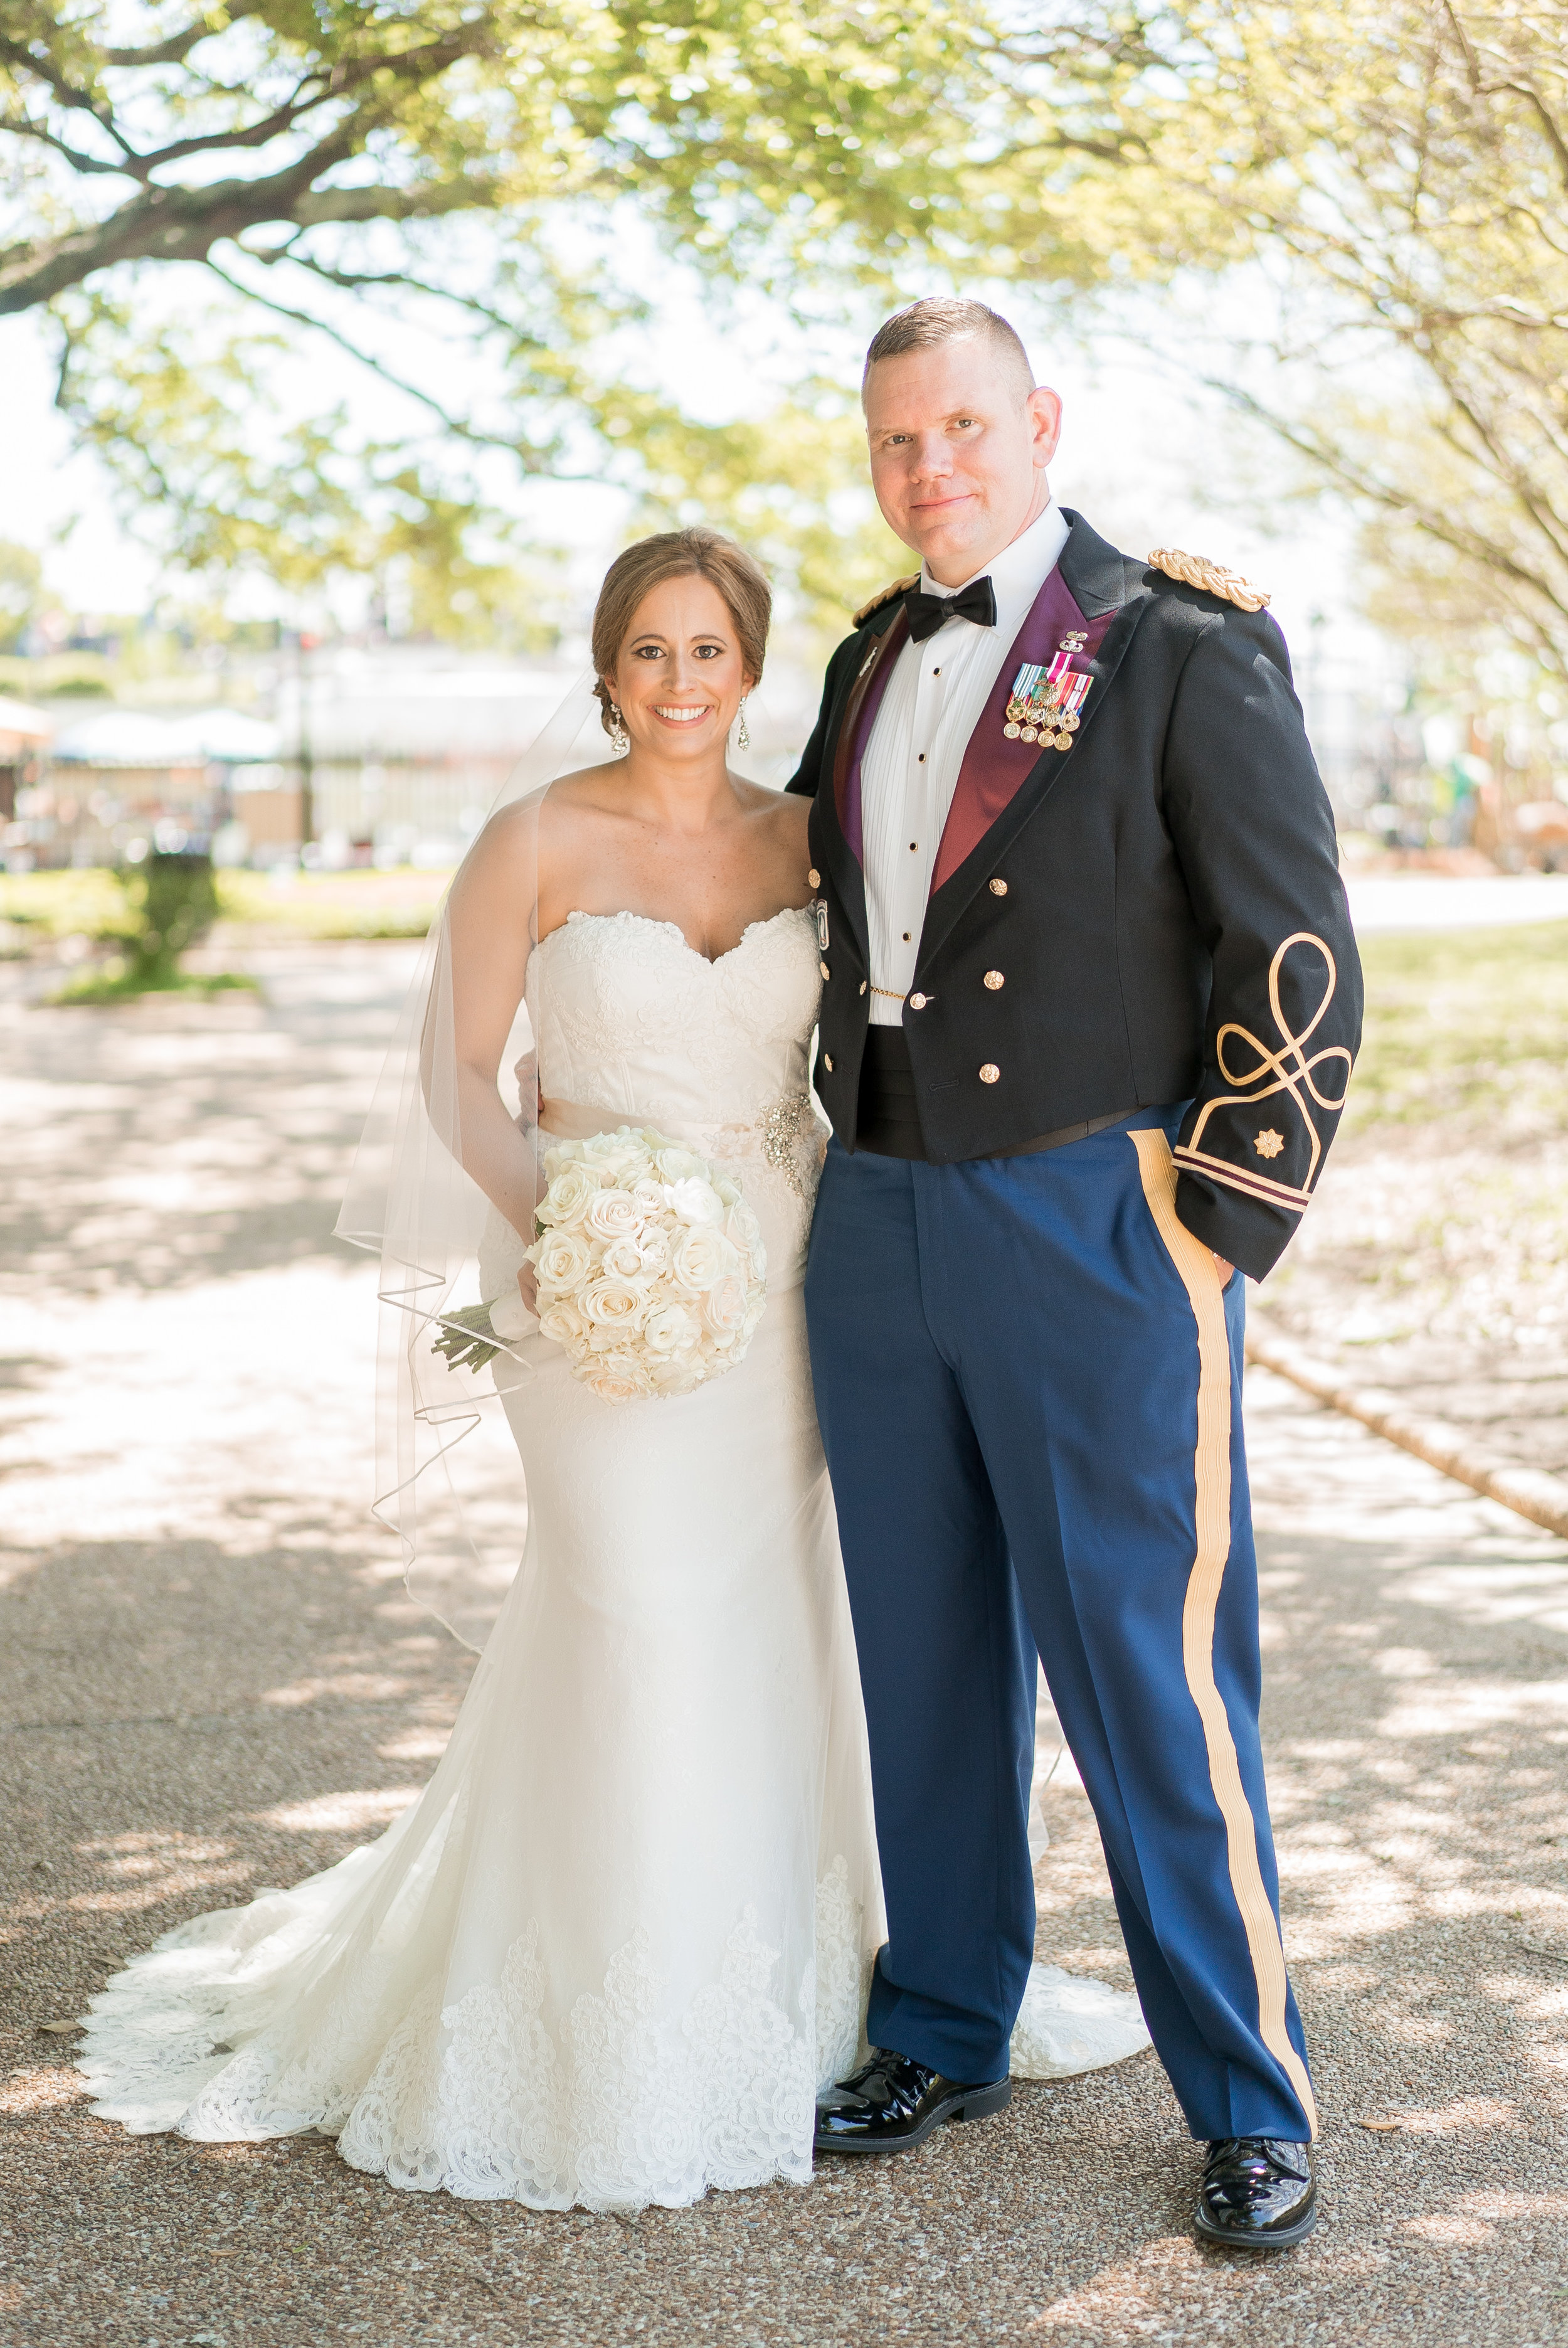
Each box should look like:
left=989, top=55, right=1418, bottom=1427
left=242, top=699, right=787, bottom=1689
left=77, top=906, right=1148, bottom=2213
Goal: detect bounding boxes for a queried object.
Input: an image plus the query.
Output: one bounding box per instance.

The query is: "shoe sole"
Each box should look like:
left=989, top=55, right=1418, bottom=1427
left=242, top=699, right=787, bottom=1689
left=814, top=2078, right=1012, bottom=2156
left=1193, top=2201, right=1318, bottom=2252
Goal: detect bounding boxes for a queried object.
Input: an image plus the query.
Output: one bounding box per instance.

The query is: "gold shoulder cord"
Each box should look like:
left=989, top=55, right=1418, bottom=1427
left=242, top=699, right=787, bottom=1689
left=852, top=573, right=920, bottom=627
left=1147, top=548, right=1270, bottom=614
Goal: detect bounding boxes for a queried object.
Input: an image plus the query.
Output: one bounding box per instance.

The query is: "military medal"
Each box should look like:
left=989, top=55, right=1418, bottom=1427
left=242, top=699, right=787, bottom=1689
left=1004, top=651, right=1093, bottom=749
left=815, top=900, right=830, bottom=952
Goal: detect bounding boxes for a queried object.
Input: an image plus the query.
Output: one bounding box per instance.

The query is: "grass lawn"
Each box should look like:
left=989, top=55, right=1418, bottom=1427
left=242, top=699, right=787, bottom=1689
left=1267, top=922, right=1568, bottom=1474
left=1347, top=920, right=1568, bottom=1141
left=0, top=864, right=447, bottom=943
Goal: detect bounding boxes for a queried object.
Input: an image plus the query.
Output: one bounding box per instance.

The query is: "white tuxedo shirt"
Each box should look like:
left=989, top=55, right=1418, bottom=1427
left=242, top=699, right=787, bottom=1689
left=860, top=501, right=1070, bottom=1024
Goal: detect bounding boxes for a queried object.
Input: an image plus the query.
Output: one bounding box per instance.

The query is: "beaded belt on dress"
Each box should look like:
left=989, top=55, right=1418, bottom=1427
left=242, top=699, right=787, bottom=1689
left=539, top=1093, right=822, bottom=1200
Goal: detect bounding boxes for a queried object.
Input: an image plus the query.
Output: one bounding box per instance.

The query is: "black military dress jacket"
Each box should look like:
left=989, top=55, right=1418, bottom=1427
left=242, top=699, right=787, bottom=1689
left=786, top=509, right=1363, bottom=1282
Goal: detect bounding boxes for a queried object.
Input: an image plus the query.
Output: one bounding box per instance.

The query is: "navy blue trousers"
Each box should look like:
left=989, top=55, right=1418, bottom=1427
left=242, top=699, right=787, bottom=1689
left=804, top=1108, right=1316, bottom=2143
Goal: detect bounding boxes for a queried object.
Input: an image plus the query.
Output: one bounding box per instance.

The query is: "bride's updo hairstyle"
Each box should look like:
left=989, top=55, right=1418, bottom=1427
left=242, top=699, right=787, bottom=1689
left=591, top=528, right=771, bottom=736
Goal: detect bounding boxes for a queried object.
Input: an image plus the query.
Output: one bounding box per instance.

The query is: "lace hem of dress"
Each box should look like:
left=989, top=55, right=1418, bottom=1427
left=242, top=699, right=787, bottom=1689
left=77, top=1859, right=872, bottom=2218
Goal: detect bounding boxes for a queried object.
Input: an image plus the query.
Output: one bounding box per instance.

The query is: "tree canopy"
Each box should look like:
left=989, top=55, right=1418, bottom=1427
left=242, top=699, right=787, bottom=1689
left=1115, top=0, right=1568, bottom=681
left=6, top=1, right=1565, bottom=676
left=0, top=1, right=1168, bottom=630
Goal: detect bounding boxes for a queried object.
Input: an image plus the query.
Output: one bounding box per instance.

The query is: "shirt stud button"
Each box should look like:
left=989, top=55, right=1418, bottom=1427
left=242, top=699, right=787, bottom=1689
left=983, top=970, right=1004, bottom=991
left=979, top=1063, right=1000, bottom=1084
left=823, top=1054, right=834, bottom=1073
left=988, top=878, right=1008, bottom=896
left=908, top=992, right=927, bottom=1010
left=808, top=868, right=820, bottom=888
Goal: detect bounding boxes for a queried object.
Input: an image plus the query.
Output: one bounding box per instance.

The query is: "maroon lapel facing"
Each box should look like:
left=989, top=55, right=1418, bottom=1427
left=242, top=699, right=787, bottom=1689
left=929, top=568, right=1115, bottom=895
left=832, top=608, right=908, bottom=866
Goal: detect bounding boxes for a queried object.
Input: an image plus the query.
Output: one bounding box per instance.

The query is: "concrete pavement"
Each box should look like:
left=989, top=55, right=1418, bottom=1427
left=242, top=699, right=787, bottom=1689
left=3, top=943, right=1566, bottom=2347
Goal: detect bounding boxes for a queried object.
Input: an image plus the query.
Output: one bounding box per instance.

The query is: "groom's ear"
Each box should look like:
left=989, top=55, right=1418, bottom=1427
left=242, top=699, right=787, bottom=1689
left=1027, top=385, right=1063, bottom=465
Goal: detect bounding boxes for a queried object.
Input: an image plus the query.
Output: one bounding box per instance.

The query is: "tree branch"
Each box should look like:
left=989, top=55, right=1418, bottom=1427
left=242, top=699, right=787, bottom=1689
left=102, top=4, right=270, bottom=69
left=1205, top=375, right=1568, bottom=630
left=0, top=126, right=493, bottom=313
left=0, top=106, right=129, bottom=175
left=263, top=246, right=526, bottom=341
left=201, top=258, right=561, bottom=467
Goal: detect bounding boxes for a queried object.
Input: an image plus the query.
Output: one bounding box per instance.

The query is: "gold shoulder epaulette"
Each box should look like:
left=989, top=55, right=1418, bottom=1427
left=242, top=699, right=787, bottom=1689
left=1147, top=548, right=1270, bottom=613
left=852, top=573, right=919, bottom=627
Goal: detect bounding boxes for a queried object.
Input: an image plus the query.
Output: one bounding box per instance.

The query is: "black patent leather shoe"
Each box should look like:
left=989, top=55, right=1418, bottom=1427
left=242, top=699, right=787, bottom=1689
left=813, top=2049, right=1012, bottom=2154
left=1194, top=2137, right=1317, bottom=2250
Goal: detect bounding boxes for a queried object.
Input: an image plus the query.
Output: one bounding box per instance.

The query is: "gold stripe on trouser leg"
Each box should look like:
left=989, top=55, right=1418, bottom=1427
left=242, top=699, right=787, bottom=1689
left=1130, top=1128, right=1318, bottom=2140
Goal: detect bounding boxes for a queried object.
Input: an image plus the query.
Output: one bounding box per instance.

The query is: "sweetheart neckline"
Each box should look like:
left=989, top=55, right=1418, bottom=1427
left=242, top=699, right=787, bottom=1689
left=537, top=905, right=808, bottom=970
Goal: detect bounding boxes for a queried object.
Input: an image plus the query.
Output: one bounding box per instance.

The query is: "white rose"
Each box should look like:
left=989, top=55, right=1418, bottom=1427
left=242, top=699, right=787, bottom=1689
left=488, top=1289, right=536, bottom=1341
left=662, top=1176, right=724, bottom=1226
left=531, top=1227, right=591, bottom=1293
left=644, top=1300, right=702, bottom=1357
left=649, top=1355, right=702, bottom=1396
left=599, top=1235, right=646, bottom=1281
left=724, top=1201, right=762, bottom=1255
left=581, top=1349, right=652, bottom=1403
left=540, top=1160, right=602, bottom=1228
left=712, top=1173, right=743, bottom=1209
left=583, top=1188, right=645, bottom=1243
left=628, top=1175, right=667, bottom=1214
left=579, top=1273, right=650, bottom=1329
left=652, top=1145, right=705, bottom=1184
left=581, top=1129, right=649, bottom=1180
left=542, top=1139, right=586, bottom=1173
left=637, top=1226, right=672, bottom=1276
left=538, top=1300, right=588, bottom=1349
left=667, top=1224, right=732, bottom=1295
left=702, top=1273, right=749, bottom=1335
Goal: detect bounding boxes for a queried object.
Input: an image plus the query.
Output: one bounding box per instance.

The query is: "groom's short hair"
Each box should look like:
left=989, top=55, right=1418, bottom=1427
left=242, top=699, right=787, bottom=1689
left=862, top=299, right=1035, bottom=397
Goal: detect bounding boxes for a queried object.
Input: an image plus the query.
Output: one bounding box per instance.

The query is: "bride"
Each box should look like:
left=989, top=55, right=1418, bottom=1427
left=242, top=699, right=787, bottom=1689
left=77, top=528, right=1147, bottom=2214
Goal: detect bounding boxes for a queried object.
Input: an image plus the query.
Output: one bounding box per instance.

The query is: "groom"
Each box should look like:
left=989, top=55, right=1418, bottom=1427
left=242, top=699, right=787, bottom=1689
left=789, top=297, right=1361, bottom=2251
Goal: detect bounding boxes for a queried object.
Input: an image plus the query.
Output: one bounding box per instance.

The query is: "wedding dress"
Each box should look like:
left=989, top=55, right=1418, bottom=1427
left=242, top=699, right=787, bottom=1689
left=78, top=905, right=1148, bottom=2213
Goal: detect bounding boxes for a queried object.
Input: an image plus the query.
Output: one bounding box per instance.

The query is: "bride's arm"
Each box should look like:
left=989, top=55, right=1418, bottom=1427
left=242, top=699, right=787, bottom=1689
left=438, top=805, right=541, bottom=1243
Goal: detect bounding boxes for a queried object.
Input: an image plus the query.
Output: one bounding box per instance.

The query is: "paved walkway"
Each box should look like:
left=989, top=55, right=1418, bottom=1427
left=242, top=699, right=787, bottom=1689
left=3, top=947, right=1566, bottom=2347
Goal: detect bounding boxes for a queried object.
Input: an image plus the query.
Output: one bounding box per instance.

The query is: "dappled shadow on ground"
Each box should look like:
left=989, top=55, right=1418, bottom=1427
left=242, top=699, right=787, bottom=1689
left=4, top=1432, right=1567, bottom=2343
left=0, top=944, right=420, bottom=1296
left=4, top=943, right=1567, bottom=2343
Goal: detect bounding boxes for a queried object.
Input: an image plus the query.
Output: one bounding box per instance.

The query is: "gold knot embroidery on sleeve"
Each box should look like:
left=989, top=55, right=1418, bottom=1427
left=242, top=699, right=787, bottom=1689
left=1147, top=548, right=1271, bottom=612
left=1170, top=933, right=1352, bottom=1214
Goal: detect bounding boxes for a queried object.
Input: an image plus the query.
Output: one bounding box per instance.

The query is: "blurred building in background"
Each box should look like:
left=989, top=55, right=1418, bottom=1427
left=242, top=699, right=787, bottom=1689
left=3, top=629, right=1564, bottom=876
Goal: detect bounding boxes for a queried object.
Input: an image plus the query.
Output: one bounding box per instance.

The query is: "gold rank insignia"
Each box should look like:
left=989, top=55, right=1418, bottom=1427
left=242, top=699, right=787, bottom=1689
left=852, top=573, right=919, bottom=625
left=1147, top=548, right=1271, bottom=612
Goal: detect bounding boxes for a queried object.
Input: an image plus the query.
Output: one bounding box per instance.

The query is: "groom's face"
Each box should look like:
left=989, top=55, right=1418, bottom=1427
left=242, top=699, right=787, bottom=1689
left=863, top=340, right=1062, bottom=587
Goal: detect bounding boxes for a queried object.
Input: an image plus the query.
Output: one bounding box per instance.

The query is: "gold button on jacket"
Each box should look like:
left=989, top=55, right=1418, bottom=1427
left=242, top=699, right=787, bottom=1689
left=979, top=1063, right=1000, bottom=1084
left=822, top=1053, right=834, bottom=1073
left=908, top=992, right=927, bottom=1009
left=808, top=868, right=820, bottom=887
left=819, top=961, right=830, bottom=980
left=983, top=970, right=1005, bottom=991
left=988, top=878, right=1008, bottom=895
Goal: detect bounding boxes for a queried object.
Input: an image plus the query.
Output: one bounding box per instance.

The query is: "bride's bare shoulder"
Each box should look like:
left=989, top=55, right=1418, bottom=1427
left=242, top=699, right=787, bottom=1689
left=734, top=778, right=809, bottom=832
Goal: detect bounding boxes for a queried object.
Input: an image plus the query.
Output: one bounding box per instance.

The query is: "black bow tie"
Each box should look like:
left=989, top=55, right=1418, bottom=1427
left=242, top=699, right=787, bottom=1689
left=903, top=577, right=998, bottom=642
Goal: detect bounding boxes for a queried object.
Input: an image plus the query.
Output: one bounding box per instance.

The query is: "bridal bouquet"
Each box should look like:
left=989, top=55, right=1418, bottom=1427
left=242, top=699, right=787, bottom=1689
left=432, top=1127, right=768, bottom=1404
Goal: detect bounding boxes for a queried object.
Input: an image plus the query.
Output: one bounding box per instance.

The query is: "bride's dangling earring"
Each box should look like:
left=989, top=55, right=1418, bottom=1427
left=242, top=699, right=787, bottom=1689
left=736, top=698, right=750, bottom=752
left=609, top=704, right=628, bottom=752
